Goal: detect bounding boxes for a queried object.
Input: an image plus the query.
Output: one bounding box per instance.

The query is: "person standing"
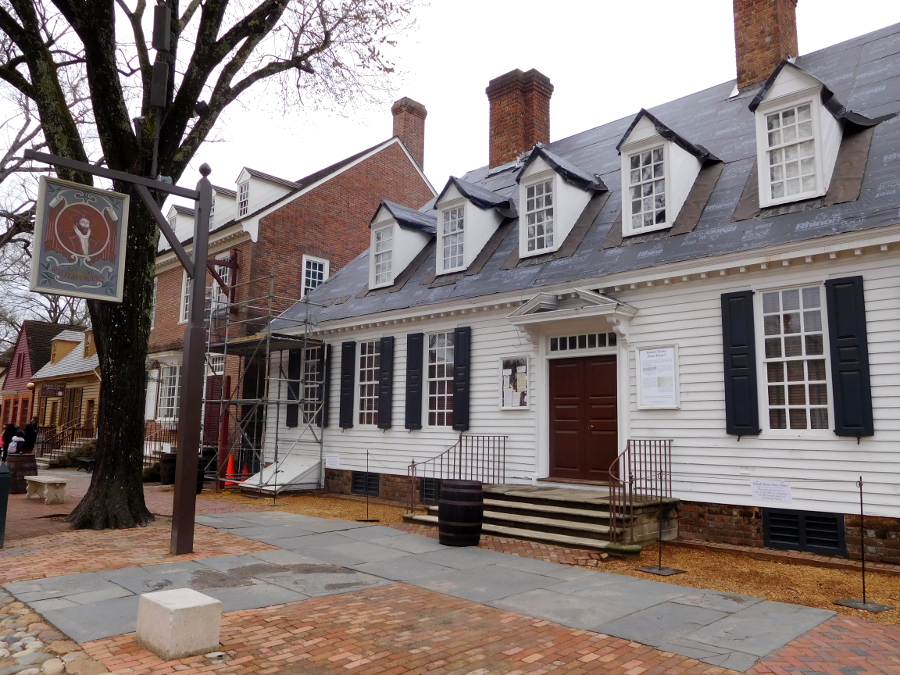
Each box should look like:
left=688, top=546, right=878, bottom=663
left=2, top=423, right=19, bottom=461
left=22, top=417, right=38, bottom=453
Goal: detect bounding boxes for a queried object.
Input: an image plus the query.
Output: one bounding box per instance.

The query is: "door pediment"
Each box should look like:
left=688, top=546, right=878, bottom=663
left=508, top=288, right=636, bottom=343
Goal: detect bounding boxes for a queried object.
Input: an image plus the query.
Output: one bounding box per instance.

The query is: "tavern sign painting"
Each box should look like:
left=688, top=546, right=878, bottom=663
left=30, top=177, right=130, bottom=302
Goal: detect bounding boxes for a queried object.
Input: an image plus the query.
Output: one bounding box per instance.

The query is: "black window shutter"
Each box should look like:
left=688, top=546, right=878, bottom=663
left=825, top=276, right=874, bottom=437
left=405, top=333, right=424, bottom=430
left=338, top=341, right=356, bottom=429
left=318, top=344, right=331, bottom=428
left=452, top=326, right=471, bottom=431
left=285, top=349, right=302, bottom=428
left=721, top=291, right=761, bottom=436
left=378, top=336, right=394, bottom=430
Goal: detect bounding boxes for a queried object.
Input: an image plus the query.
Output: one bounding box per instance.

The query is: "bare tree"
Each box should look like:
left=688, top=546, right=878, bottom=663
left=0, top=0, right=417, bottom=528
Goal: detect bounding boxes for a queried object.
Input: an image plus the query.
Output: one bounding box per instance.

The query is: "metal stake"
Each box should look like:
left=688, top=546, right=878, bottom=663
left=357, top=450, right=379, bottom=523
left=0, top=462, right=9, bottom=548
left=637, top=471, right=684, bottom=576
left=835, top=476, right=894, bottom=612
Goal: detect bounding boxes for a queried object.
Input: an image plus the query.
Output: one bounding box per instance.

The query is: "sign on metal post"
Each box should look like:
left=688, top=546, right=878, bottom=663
left=30, top=177, right=130, bottom=302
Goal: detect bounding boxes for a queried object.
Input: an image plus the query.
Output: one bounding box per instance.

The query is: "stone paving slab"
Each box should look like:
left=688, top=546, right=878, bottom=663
left=7, top=572, right=121, bottom=602
left=367, top=532, right=448, bottom=553
left=594, top=600, right=729, bottom=648
left=407, top=564, right=559, bottom=603
left=490, top=587, right=640, bottom=629
left=42, top=595, right=141, bottom=643
left=351, top=556, right=457, bottom=581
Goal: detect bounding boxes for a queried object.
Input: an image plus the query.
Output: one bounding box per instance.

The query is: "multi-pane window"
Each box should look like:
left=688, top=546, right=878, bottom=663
left=210, top=263, right=231, bottom=313
left=209, top=355, right=225, bottom=375
left=210, top=197, right=216, bottom=220
left=629, top=147, right=666, bottom=230
left=762, top=286, right=828, bottom=430
left=150, top=277, right=158, bottom=330
left=442, top=207, right=465, bottom=270
left=303, top=257, right=327, bottom=296
left=180, top=272, right=192, bottom=322
left=302, top=348, right=321, bottom=424
left=525, top=180, right=554, bottom=252
left=358, top=341, right=381, bottom=425
left=427, top=332, right=454, bottom=426
left=374, top=227, right=393, bottom=286
left=168, top=215, right=177, bottom=232
left=158, top=365, right=181, bottom=419
left=238, top=181, right=249, bottom=217
left=766, top=104, right=816, bottom=201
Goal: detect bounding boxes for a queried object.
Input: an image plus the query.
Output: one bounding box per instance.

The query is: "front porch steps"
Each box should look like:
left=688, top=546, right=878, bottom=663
left=403, top=483, right=678, bottom=554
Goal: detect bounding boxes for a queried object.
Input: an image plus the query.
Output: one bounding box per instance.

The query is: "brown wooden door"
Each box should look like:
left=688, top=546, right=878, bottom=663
left=549, top=355, right=618, bottom=480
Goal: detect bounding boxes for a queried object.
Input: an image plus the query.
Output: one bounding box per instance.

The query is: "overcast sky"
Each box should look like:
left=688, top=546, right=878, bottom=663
left=172, top=1, right=900, bottom=207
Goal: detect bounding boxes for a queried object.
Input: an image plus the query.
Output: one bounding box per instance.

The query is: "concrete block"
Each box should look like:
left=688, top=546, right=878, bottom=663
left=136, top=589, right=221, bottom=661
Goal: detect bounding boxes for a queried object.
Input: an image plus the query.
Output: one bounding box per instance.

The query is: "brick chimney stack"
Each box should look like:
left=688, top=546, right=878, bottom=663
left=392, top=97, right=427, bottom=169
left=486, top=69, right=554, bottom=169
left=733, top=0, right=799, bottom=90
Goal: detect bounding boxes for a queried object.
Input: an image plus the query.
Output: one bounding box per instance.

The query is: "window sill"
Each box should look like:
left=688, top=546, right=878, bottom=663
left=759, top=190, right=825, bottom=210
left=519, top=245, right=559, bottom=259
left=623, top=222, right=671, bottom=238
left=757, top=430, right=835, bottom=441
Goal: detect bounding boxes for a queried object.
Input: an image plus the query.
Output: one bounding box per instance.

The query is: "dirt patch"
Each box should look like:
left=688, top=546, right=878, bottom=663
left=579, top=541, right=900, bottom=625
left=201, top=491, right=408, bottom=523
left=188, top=562, right=356, bottom=589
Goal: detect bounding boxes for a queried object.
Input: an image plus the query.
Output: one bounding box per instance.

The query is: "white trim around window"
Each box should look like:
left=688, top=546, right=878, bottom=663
left=372, top=225, right=394, bottom=288
left=520, top=174, right=556, bottom=255
left=621, top=139, right=670, bottom=237
left=179, top=270, right=191, bottom=324
left=755, top=283, right=833, bottom=437
left=439, top=202, right=466, bottom=274
left=755, top=90, right=826, bottom=208
left=150, top=276, right=158, bottom=330
left=426, top=331, right=454, bottom=427
left=157, top=364, right=181, bottom=420
left=238, top=181, right=250, bottom=217
left=302, top=254, right=330, bottom=297
left=357, top=339, right=381, bottom=426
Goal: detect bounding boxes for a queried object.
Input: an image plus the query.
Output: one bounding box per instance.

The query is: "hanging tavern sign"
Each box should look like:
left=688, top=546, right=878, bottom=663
left=30, top=177, right=130, bottom=302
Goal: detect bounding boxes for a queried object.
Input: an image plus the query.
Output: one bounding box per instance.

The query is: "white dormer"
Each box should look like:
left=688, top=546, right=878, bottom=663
left=434, top=177, right=511, bottom=275
left=210, top=185, right=236, bottom=229
left=750, top=62, right=843, bottom=208
left=164, top=204, right=196, bottom=244
left=234, top=168, right=296, bottom=221
left=369, top=201, right=436, bottom=289
left=618, top=111, right=705, bottom=237
left=516, top=147, right=603, bottom=258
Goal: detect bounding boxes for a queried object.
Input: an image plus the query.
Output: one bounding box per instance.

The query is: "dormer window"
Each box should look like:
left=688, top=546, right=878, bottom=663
left=373, top=226, right=393, bottom=286
left=762, top=101, right=819, bottom=203
left=441, top=206, right=465, bottom=271
left=524, top=179, right=554, bottom=253
left=238, top=181, right=249, bottom=217
left=617, top=110, right=711, bottom=238
left=628, top=146, right=666, bottom=231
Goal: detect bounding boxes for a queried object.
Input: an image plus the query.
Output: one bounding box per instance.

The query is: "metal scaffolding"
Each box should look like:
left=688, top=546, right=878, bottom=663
left=201, top=275, right=325, bottom=496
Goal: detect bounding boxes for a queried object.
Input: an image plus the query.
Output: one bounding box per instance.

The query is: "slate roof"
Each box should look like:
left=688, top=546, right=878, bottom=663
left=274, top=22, right=900, bottom=330
left=32, top=332, right=98, bottom=380
left=22, top=322, right=84, bottom=374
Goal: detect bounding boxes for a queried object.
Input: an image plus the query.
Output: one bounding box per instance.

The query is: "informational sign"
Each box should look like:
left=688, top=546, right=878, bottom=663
left=638, top=347, right=678, bottom=408
left=500, top=357, right=527, bottom=408
left=40, top=383, right=66, bottom=398
left=751, top=480, right=793, bottom=503
left=325, top=454, right=341, bottom=469
left=162, top=443, right=172, bottom=454
left=30, top=177, right=130, bottom=302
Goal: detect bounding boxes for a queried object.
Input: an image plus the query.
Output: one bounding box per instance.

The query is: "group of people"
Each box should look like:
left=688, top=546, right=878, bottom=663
left=1, top=417, right=38, bottom=461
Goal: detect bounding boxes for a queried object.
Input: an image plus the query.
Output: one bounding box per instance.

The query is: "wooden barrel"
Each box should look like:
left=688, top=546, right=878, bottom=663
left=159, top=453, right=177, bottom=485
left=438, top=480, right=483, bottom=547
left=7, top=455, right=38, bottom=494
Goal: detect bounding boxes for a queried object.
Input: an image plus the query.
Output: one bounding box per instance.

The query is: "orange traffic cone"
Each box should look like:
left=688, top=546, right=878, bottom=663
left=225, top=454, right=236, bottom=486
left=241, top=463, right=250, bottom=481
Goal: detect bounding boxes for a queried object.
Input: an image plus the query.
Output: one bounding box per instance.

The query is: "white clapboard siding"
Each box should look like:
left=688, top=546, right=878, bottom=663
left=262, top=249, right=900, bottom=519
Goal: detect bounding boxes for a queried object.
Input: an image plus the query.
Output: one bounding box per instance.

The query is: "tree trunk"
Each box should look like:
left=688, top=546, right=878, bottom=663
left=67, top=188, right=157, bottom=529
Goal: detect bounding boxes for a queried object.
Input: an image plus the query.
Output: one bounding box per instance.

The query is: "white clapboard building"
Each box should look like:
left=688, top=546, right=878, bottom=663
left=264, top=5, right=900, bottom=562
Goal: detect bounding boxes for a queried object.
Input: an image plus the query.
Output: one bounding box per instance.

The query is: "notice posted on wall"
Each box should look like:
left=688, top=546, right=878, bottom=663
left=638, top=347, right=678, bottom=408
left=751, top=480, right=793, bottom=503
left=325, top=454, right=341, bottom=469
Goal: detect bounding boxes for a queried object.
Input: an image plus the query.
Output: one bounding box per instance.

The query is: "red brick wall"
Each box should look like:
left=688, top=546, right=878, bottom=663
left=680, top=500, right=900, bottom=565
left=251, top=141, right=434, bottom=304
left=733, top=0, right=798, bottom=90
left=324, top=468, right=409, bottom=505
left=486, top=69, right=553, bottom=168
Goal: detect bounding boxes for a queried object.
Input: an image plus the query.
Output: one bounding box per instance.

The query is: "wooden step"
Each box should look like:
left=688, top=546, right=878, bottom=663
left=483, top=498, right=618, bottom=522
left=402, top=513, right=615, bottom=552
left=424, top=505, right=621, bottom=540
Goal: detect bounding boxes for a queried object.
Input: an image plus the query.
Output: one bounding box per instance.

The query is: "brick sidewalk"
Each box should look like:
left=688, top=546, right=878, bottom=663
left=84, top=583, right=739, bottom=675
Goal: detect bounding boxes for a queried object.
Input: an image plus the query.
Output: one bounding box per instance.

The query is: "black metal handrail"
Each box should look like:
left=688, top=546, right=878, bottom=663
left=36, top=419, right=95, bottom=459
left=607, top=439, right=673, bottom=544
left=407, top=434, right=507, bottom=512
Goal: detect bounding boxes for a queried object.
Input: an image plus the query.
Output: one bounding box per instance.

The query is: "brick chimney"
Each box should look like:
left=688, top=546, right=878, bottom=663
left=733, top=0, right=799, bottom=90
left=486, top=69, right=554, bottom=169
left=391, top=97, right=427, bottom=168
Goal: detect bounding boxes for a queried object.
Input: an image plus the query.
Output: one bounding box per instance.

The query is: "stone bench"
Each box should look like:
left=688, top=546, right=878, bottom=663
left=75, top=457, right=96, bottom=472
left=24, top=476, right=68, bottom=505
left=136, top=589, right=222, bottom=660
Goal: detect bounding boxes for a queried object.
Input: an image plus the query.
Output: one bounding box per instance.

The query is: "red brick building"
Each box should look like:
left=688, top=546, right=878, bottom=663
left=1, top=321, right=85, bottom=430
left=146, top=99, right=435, bottom=434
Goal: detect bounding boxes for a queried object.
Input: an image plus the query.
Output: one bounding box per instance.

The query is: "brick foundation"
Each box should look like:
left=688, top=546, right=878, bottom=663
left=325, top=468, right=410, bottom=504
left=679, top=500, right=900, bottom=565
